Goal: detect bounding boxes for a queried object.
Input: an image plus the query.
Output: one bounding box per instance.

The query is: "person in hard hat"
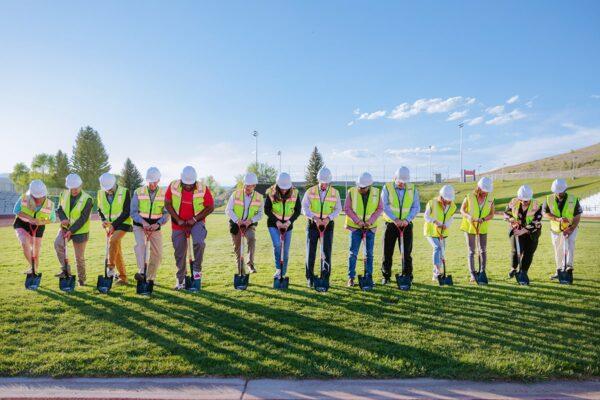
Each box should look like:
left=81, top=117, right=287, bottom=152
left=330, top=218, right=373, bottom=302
left=165, top=166, right=215, bottom=290
left=344, top=172, right=383, bottom=286
left=97, top=172, right=133, bottom=285
left=460, top=176, right=495, bottom=282
left=503, top=185, right=542, bottom=278
left=301, top=167, right=342, bottom=288
left=54, top=173, right=93, bottom=286
left=543, top=178, right=582, bottom=279
left=264, top=172, right=301, bottom=279
left=13, top=180, right=56, bottom=274
left=226, top=172, right=264, bottom=274
left=380, top=166, right=420, bottom=284
left=424, top=185, right=457, bottom=280
left=130, top=167, right=169, bottom=285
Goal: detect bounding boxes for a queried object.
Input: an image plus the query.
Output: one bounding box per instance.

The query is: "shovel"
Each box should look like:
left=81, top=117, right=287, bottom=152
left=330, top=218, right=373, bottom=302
left=184, top=232, right=201, bottom=292
left=358, top=229, right=374, bottom=291
left=514, top=234, right=529, bottom=285
left=96, top=230, right=114, bottom=294
left=136, top=231, right=154, bottom=295
left=437, top=231, right=453, bottom=286
left=474, top=223, right=488, bottom=285
left=25, top=226, right=42, bottom=290
left=394, top=225, right=411, bottom=291
left=273, top=229, right=289, bottom=289
left=58, top=231, right=76, bottom=292
left=557, top=232, right=573, bottom=284
left=313, top=225, right=330, bottom=292
left=234, top=226, right=249, bottom=290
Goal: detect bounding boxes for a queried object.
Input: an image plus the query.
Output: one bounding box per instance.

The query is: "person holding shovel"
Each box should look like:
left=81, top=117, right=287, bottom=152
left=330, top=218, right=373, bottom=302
left=301, top=167, right=341, bottom=288
left=54, top=173, right=93, bottom=286
left=460, top=176, right=495, bottom=282
left=543, top=179, right=582, bottom=280
left=226, top=172, right=264, bottom=274
left=97, top=173, right=132, bottom=285
left=264, top=172, right=301, bottom=280
left=424, top=185, right=457, bottom=281
left=165, top=166, right=214, bottom=290
left=13, top=180, right=56, bottom=275
left=503, top=185, right=542, bottom=279
left=344, top=172, right=383, bottom=287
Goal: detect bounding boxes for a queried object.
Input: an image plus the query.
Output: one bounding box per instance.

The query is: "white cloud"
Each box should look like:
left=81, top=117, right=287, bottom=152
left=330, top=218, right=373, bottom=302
left=466, top=97, right=476, bottom=105
left=486, top=105, right=505, bottom=115
left=447, top=110, right=468, bottom=121
left=347, top=121, right=354, bottom=126
left=506, top=95, right=519, bottom=104
left=331, top=148, right=376, bottom=160
left=467, top=116, right=484, bottom=126
left=592, top=94, right=600, bottom=99
left=486, top=109, right=526, bottom=125
left=353, top=108, right=361, bottom=115
left=358, top=110, right=386, bottom=120
left=388, top=96, right=474, bottom=120
left=385, top=146, right=452, bottom=158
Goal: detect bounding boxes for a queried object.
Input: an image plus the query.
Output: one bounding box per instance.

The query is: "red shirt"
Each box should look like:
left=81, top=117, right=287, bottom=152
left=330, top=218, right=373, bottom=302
left=165, top=185, right=214, bottom=231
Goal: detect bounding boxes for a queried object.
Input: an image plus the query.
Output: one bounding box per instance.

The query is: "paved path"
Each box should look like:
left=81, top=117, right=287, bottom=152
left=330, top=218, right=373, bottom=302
left=0, top=377, right=598, bottom=399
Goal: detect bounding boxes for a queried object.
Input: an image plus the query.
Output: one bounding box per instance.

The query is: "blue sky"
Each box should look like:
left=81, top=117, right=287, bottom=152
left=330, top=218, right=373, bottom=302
left=1, top=0, right=599, bottom=184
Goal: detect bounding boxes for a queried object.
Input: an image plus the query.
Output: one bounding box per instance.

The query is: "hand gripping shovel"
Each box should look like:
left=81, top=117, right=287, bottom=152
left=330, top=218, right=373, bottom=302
left=474, top=223, right=488, bottom=285
left=184, top=232, right=201, bottom=292
left=136, top=231, right=154, bottom=295
left=96, top=230, right=114, bottom=294
left=514, top=234, right=529, bottom=285
left=25, top=226, right=42, bottom=290
left=395, top=225, right=411, bottom=291
left=59, top=232, right=76, bottom=292
left=437, top=230, right=453, bottom=286
left=234, top=226, right=249, bottom=290
left=557, top=232, right=573, bottom=284
left=273, top=229, right=289, bottom=289
left=313, top=225, right=331, bottom=292
left=358, top=229, right=374, bottom=291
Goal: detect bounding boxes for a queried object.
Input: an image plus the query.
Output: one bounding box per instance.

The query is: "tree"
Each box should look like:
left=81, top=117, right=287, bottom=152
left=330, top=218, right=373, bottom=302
left=247, top=162, right=278, bottom=184
left=10, top=163, right=30, bottom=188
left=304, top=146, right=324, bottom=188
left=71, top=126, right=110, bottom=190
left=31, top=153, right=56, bottom=184
left=119, top=158, right=143, bottom=193
left=53, top=150, right=71, bottom=188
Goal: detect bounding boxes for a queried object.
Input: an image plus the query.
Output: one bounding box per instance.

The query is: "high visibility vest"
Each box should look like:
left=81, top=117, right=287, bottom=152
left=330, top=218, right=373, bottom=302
left=460, top=192, right=494, bottom=234
left=306, top=184, right=340, bottom=218
left=382, top=182, right=415, bottom=222
left=59, top=190, right=92, bottom=235
left=423, top=198, right=456, bottom=237
left=170, top=180, right=205, bottom=216
left=547, top=193, right=578, bottom=233
left=507, top=198, right=539, bottom=226
left=345, top=186, right=381, bottom=229
left=232, top=189, right=263, bottom=221
left=135, top=186, right=166, bottom=220
left=97, top=186, right=132, bottom=226
left=267, top=185, right=298, bottom=221
left=19, top=194, right=54, bottom=222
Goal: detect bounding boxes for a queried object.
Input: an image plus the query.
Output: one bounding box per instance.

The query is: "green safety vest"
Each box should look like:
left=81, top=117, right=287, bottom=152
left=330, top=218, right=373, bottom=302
left=382, top=182, right=415, bottom=222
left=59, top=190, right=92, bottom=235
left=267, top=185, right=298, bottom=221
left=306, top=184, right=340, bottom=218
left=170, top=180, right=205, bottom=216
left=345, top=186, right=381, bottom=229
left=423, top=198, right=456, bottom=237
left=135, top=186, right=166, bottom=220
left=97, top=186, right=132, bottom=226
left=506, top=198, right=539, bottom=226
left=232, top=189, right=263, bottom=221
left=460, top=192, right=494, bottom=234
left=19, top=194, right=54, bottom=222
left=546, top=193, right=578, bottom=233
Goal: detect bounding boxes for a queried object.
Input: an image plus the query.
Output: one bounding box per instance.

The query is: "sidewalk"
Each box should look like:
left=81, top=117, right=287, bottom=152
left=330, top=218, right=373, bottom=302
left=0, top=377, right=598, bottom=399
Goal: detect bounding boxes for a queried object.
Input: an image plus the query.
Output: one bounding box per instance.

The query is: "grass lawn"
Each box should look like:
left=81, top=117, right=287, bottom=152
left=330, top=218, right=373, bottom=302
left=0, top=214, right=598, bottom=380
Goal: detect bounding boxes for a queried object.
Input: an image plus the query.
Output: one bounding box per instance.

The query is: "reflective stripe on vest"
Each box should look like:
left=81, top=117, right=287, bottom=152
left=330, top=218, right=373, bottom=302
left=136, top=186, right=166, bottom=219
left=382, top=182, right=415, bottom=222
left=459, top=192, right=494, bottom=234
left=267, top=185, right=298, bottom=221
left=232, top=189, right=263, bottom=220
left=547, top=193, right=578, bottom=233
left=19, top=194, right=54, bottom=221
left=59, top=190, right=92, bottom=235
left=97, top=186, right=132, bottom=225
left=423, top=198, right=456, bottom=237
left=345, top=186, right=381, bottom=229
left=507, top=198, right=539, bottom=226
left=307, top=185, right=339, bottom=218
left=170, top=180, right=205, bottom=216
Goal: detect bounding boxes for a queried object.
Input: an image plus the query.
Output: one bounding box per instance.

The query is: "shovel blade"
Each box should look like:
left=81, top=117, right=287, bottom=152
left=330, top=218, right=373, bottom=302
left=313, top=277, right=330, bottom=292
left=96, top=275, right=113, bottom=294
left=443, top=274, right=454, bottom=286
left=25, top=273, right=42, bottom=290
left=136, top=279, right=154, bottom=295
left=395, top=274, right=412, bottom=291
left=476, top=270, right=488, bottom=285
left=273, top=276, right=289, bottom=289
left=185, top=276, right=202, bottom=292
left=516, top=270, right=530, bottom=285
left=558, top=269, right=573, bottom=284
left=358, top=274, right=374, bottom=291
left=234, top=274, right=249, bottom=290
left=59, top=275, right=76, bottom=292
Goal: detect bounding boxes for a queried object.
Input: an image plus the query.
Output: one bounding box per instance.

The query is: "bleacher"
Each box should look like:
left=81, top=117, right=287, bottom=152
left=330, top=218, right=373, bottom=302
left=581, top=192, right=600, bottom=216
left=0, top=191, right=20, bottom=216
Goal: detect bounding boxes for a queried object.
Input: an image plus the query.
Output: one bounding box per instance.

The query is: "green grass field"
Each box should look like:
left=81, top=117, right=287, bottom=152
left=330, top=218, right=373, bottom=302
left=0, top=214, right=598, bottom=380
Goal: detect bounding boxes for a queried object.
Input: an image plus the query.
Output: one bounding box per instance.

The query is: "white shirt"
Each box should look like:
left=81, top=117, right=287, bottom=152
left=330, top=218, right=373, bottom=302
left=226, top=191, right=264, bottom=223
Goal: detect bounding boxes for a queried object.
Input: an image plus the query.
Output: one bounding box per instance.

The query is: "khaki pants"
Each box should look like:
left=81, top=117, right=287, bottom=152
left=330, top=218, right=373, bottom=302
left=551, top=228, right=578, bottom=270
left=231, top=225, right=256, bottom=274
left=54, top=231, right=87, bottom=282
left=172, top=222, right=207, bottom=284
left=133, top=226, right=163, bottom=280
left=108, top=230, right=128, bottom=281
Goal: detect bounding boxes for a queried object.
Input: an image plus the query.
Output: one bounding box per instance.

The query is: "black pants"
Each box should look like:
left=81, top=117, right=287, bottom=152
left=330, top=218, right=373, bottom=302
left=510, top=231, right=539, bottom=272
left=381, top=222, right=413, bottom=278
left=305, top=222, right=334, bottom=280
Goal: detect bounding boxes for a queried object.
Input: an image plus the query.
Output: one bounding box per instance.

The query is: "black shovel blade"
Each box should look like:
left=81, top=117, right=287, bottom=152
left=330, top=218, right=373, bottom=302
left=25, top=273, right=42, bottom=290
left=516, top=270, right=530, bottom=285
left=558, top=269, right=573, bottom=284
left=185, top=276, right=201, bottom=292
left=442, top=274, right=454, bottom=286
left=96, top=275, right=113, bottom=294
left=59, top=275, right=76, bottom=292
left=476, top=270, right=488, bottom=285
left=136, top=279, right=154, bottom=295
left=358, top=274, right=374, bottom=291
left=273, top=276, right=289, bottom=289
left=313, top=276, right=330, bottom=292
left=234, top=274, right=249, bottom=290
left=395, top=273, right=412, bottom=291
left=437, top=275, right=445, bottom=286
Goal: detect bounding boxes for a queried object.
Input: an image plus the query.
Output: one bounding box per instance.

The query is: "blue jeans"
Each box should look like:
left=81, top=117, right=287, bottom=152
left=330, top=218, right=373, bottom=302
left=426, top=236, right=443, bottom=272
left=268, top=227, right=292, bottom=275
left=348, top=229, right=375, bottom=279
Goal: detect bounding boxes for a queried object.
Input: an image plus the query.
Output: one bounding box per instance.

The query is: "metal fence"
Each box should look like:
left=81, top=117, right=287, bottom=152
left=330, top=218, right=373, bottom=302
left=481, top=168, right=600, bottom=181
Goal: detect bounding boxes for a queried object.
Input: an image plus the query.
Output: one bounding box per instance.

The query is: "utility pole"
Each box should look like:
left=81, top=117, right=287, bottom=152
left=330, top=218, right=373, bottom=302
left=458, top=123, right=464, bottom=183
left=277, top=150, right=282, bottom=173
left=428, top=145, right=432, bottom=183
left=252, top=130, right=259, bottom=165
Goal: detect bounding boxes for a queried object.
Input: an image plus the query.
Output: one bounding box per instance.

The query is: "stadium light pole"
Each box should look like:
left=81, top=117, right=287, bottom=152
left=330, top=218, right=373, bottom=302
left=458, top=123, right=464, bottom=183
left=428, top=145, right=432, bottom=183
left=277, top=150, right=282, bottom=173
left=252, top=130, right=259, bottom=165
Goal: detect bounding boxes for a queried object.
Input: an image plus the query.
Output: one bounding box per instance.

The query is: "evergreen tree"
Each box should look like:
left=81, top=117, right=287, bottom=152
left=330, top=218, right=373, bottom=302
left=247, top=162, right=277, bottom=184
left=119, top=158, right=143, bottom=192
left=53, top=150, right=71, bottom=188
left=304, top=146, right=324, bottom=188
left=10, top=162, right=30, bottom=189
left=71, top=126, right=110, bottom=190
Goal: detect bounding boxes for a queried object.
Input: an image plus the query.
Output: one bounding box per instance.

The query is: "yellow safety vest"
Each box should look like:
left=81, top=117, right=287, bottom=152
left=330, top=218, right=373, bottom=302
left=170, top=180, right=205, bottom=216
left=232, top=189, right=263, bottom=221
left=460, top=192, right=494, bottom=234
left=382, top=182, right=415, bottom=222
left=345, top=186, right=381, bottom=229
left=97, top=186, right=132, bottom=226
left=423, top=198, right=456, bottom=237
left=135, top=186, right=166, bottom=220
left=59, top=190, right=92, bottom=235
left=267, top=185, right=298, bottom=221
left=507, top=198, right=539, bottom=226
left=306, top=184, right=340, bottom=218
left=547, top=193, right=578, bottom=233
left=19, top=194, right=54, bottom=222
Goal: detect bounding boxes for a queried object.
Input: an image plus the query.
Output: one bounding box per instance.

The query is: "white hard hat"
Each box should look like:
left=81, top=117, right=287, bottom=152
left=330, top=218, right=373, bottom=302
left=28, top=180, right=47, bottom=198
left=517, top=185, right=533, bottom=201
left=244, top=172, right=258, bottom=186
left=65, top=173, right=82, bottom=189
left=439, top=185, right=455, bottom=202
left=181, top=166, right=197, bottom=185
left=477, top=177, right=493, bottom=193
left=276, top=172, right=292, bottom=190
left=317, top=167, right=333, bottom=184
left=551, top=178, right=567, bottom=194
left=146, top=167, right=161, bottom=183
left=357, top=172, right=374, bottom=188
left=99, top=173, right=116, bottom=191
left=394, top=166, right=410, bottom=183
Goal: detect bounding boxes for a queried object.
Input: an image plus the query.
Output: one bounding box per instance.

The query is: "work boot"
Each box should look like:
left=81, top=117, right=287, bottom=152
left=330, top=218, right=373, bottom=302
left=347, top=278, right=355, bottom=287
left=508, top=268, right=517, bottom=279
left=134, top=272, right=146, bottom=282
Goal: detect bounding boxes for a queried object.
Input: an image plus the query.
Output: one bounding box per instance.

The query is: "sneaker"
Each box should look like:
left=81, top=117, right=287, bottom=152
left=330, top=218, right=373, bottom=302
left=114, top=278, right=128, bottom=286
left=550, top=273, right=559, bottom=280
left=249, top=265, right=257, bottom=274
left=347, top=278, right=355, bottom=287
left=566, top=265, right=573, bottom=271
left=78, top=279, right=85, bottom=287
left=106, top=268, right=116, bottom=278
left=469, top=274, right=476, bottom=283
left=174, top=280, right=185, bottom=290
left=306, top=278, right=313, bottom=288
left=381, top=277, right=390, bottom=285
left=274, top=270, right=282, bottom=279
left=432, top=273, right=439, bottom=281
left=193, top=271, right=202, bottom=280
left=23, top=267, right=33, bottom=274
left=55, top=270, right=67, bottom=278
left=508, top=268, right=517, bottom=278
